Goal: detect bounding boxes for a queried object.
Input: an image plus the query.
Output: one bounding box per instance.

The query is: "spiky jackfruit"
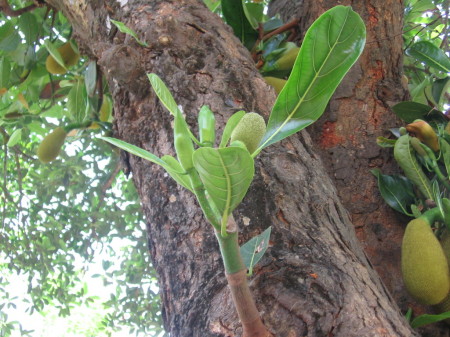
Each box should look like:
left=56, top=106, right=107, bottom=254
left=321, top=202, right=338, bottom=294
left=401, top=218, right=450, bottom=305
left=45, top=42, right=80, bottom=75
left=37, top=127, right=67, bottom=163
left=230, top=112, right=266, bottom=154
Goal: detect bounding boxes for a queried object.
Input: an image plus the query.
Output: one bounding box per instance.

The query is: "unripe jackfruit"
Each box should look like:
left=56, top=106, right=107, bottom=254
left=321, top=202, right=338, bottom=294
left=37, top=127, right=67, bottom=163
left=230, top=112, right=266, bottom=154
left=274, top=47, right=299, bottom=71
left=45, top=42, right=80, bottom=75
left=263, top=77, right=287, bottom=94
left=401, top=218, right=450, bottom=305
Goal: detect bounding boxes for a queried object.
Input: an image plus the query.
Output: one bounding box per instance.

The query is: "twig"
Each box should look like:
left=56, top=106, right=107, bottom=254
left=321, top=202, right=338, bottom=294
left=0, top=0, right=37, bottom=16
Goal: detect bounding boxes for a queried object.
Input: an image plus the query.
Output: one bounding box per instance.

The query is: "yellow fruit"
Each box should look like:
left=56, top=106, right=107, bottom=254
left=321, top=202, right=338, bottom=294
left=401, top=218, right=450, bottom=305
left=230, top=112, right=266, bottom=154
left=99, top=96, right=112, bottom=122
left=274, top=47, right=299, bottom=70
left=406, top=120, right=439, bottom=152
left=263, top=77, right=287, bottom=94
left=37, top=127, right=67, bottom=163
left=45, top=42, right=80, bottom=75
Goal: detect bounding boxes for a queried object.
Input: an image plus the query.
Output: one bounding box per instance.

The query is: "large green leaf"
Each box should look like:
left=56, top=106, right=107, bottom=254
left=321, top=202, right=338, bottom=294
left=391, top=101, right=445, bottom=124
left=67, top=79, right=88, bottom=123
left=192, top=147, right=254, bottom=228
left=259, top=6, right=366, bottom=150
left=221, top=0, right=258, bottom=50
left=371, top=169, right=415, bottom=216
left=406, top=41, right=450, bottom=73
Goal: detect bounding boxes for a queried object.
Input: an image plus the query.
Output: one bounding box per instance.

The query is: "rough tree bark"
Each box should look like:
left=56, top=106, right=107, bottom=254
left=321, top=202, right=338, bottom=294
left=269, top=1, right=449, bottom=336
left=47, top=0, right=420, bottom=336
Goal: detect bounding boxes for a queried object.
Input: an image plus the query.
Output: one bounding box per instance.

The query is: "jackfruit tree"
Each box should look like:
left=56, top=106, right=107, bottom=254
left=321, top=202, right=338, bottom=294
left=1, top=0, right=449, bottom=336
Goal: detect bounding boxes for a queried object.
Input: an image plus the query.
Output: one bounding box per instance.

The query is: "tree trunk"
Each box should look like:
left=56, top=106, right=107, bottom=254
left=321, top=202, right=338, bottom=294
left=269, top=1, right=450, bottom=336
left=48, top=0, right=418, bottom=336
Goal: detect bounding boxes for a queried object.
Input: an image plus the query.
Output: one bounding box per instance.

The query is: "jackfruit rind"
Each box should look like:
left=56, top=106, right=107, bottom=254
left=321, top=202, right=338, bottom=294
left=45, top=42, right=80, bottom=75
left=402, top=218, right=450, bottom=305
left=263, top=77, right=287, bottom=95
left=37, top=127, right=67, bottom=163
left=230, top=112, right=266, bottom=154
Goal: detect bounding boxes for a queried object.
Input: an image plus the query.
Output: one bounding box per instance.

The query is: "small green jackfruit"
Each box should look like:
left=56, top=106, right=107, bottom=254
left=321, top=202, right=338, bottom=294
left=230, top=112, right=266, bottom=154
left=37, top=127, right=67, bottom=163
left=401, top=218, right=450, bottom=305
left=45, top=42, right=80, bottom=75
left=274, top=47, right=299, bottom=71
left=263, top=77, right=287, bottom=94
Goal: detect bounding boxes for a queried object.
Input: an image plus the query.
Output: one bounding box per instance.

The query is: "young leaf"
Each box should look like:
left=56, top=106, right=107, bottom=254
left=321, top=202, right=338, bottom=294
left=7, top=129, right=22, bottom=147
left=221, top=0, right=258, bottom=50
left=84, top=61, right=97, bottom=97
left=432, top=77, right=450, bottom=107
left=161, top=155, right=193, bottom=192
left=110, top=19, right=148, bottom=47
left=219, top=110, right=246, bottom=148
left=101, top=137, right=185, bottom=178
left=147, top=73, right=199, bottom=144
left=371, top=169, right=415, bottom=216
left=240, top=226, right=272, bottom=276
left=67, top=80, right=88, bottom=123
left=393, top=135, right=433, bottom=200
left=0, top=57, right=11, bottom=88
left=259, top=6, right=366, bottom=150
left=406, top=41, right=450, bottom=73
left=192, top=146, right=254, bottom=234
left=440, top=138, right=450, bottom=178
left=411, top=312, right=450, bottom=329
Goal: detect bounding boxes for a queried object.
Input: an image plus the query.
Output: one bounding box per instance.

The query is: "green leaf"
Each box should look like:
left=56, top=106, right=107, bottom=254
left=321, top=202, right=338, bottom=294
left=393, top=134, right=433, bottom=200
left=406, top=41, right=450, bottom=73
left=432, top=77, right=450, bottom=107
left=219, top=110, right=246, bottom=148
left=192, top=147, right=254, bottom=228
left=260, top=6, right=366, bottom=150
left=222, top=0, right=258, bottom=50
left=18, top=12, right=39, bottom=45
left=110, top=19, right=148, bottom=47
left=391, top=101, right=446, bottom=124
left=240, top=226, right=271, bottom=276
left=243, top=2, right=265, bottom=29
left=376, top=136, right=396, bottom=148
left=371, top=169, right=415, bottom=216
left=147, top=73, right=199, bottom=144
left=101, top=137, right=186, bottom=179
left=0, top=22, right=21, bottom=52
left=411, top=312, right=450, bottom=328
left=161, top=155, right=193, bottom=192
left=84, top=61, right=97, bottom=97
left=7, top=129, right=22, bottom=147
left=0, top=57, right=11, bottom=88
left=440, top=138, right=450, bottom=178
left=67, top=80, right=88, bottom=123
left=44, top=40, right=67, bottom=70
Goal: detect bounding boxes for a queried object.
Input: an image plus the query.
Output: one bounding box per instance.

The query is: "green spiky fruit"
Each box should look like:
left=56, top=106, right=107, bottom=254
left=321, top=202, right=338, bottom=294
left=230, top=112, right=266, bottom=154
left=45, top=42, right=80, bottom=75
left=401, top=218, right=450, bottom=305
left=37, top=127, right=67, bottom=163
left=263, top=77, right=287, bottom=94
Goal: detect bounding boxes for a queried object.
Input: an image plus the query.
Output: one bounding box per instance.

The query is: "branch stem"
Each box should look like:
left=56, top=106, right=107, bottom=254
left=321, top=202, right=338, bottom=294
left=215, top=222, right=272, bottom=337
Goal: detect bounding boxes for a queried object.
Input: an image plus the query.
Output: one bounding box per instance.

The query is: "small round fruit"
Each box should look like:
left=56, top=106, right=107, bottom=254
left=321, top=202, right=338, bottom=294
left=37, top=127, right=67, bottom=163
left=230, top=112, right=266, bottom=154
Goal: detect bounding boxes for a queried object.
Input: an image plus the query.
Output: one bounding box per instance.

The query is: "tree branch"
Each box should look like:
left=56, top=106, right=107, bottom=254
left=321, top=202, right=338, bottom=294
left=0, top=0, right=38, bottom=16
